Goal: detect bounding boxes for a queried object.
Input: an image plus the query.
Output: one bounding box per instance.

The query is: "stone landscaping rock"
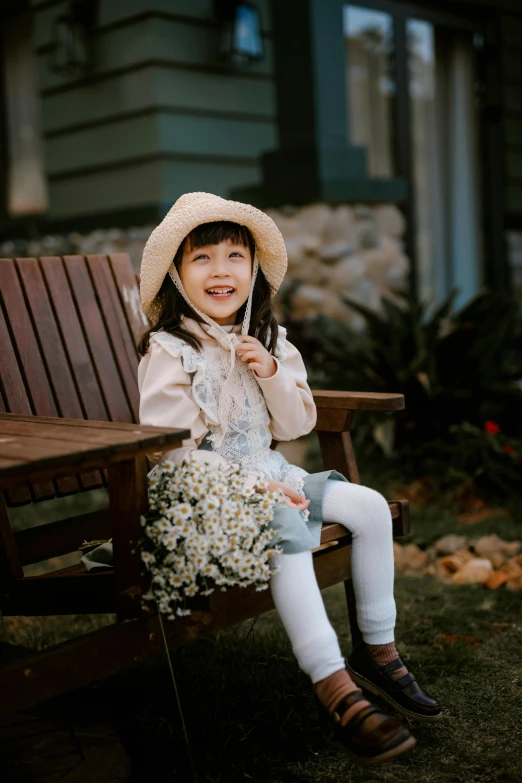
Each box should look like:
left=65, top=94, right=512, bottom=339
left=484, top=571, right=509, bottom=590
left=451, top=558, right=494, bottom=585
left=434, top=534, right=468, bottom=555
left=394, top=535, right=522, bottom=591
left=473, top=534, right=520, bottom=558
left=1, top=201, right=411, bottom=329
left=401, top=543, right=428, bottom=572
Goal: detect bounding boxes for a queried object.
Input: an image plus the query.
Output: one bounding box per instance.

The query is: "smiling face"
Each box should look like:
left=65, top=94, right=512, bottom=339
left=178, top=237, right=253, bottom=325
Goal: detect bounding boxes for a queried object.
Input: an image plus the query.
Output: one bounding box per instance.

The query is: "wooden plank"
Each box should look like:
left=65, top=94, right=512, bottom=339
left=0, top=303, right=33, bottom=505
left=0, top=413, right=189, bottom=438
left=45, top=109, right=277, bottom=176
left=40, top=257, right=109, bottom=422
left=42, top=69, right=275, bottom=137
left=0, top=499, right=24, bottom=603
left=63, top=256, right=133, bottom=423
left=109, top=455, right=148, bottom=620
left=85, top=255, right=139, bottom=421
left=312, top=390, right=405, bottom=411
left=0, top=436, right=115, bottom=465
left=0, top=260, right=56, bottom=501
left=315, top=408, right=352, bottom=432
left=0, top=451, right=158, bottom=490
left=0, top=543, right=351, bottom=714
left=15, top=509, right=111, bottom=566
left=320, top=523, right=351, bottom=544
left=0, top=261, right=57, bottom=417
left=108, top=253, right=149, bottom=344
left=317, top=429, right=361, bottom=484
left=0, top=418, right=178, bottom=451
left=48, top=158, right=260, bottom=222
left=0, top=426, right=188, bottom=472
left=0, top=415, right=189, bottom=446
left=344, top=578, right=363, bottom=647
left=16, top=258, right=82, bottom=496
left=4, top=569, right=114, bottom=616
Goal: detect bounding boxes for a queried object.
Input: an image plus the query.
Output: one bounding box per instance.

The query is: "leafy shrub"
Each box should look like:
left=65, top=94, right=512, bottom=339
left=285, top=290, right=522, bottom=498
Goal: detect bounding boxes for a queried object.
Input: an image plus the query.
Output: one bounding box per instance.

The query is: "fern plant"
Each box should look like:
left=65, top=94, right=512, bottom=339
left=286, top=290, right=522, bottom=498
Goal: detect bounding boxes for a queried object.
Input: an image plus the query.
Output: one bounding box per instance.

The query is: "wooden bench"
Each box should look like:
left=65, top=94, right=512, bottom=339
left=0, top=253, right=409, bottom=714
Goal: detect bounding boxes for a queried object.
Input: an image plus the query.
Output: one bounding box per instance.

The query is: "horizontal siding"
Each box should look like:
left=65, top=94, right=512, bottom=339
left=47, top=158, right=261, bottom=220
left=506, top=118, right=522, bottom=145
left=504, top=84, right=522, bottom=114
left=32, top=0, right=276, bottom=223
left=507, top=151, right=522, bottom=179
left=507, top=184, right=522, bottom=214
left=38, top=15, right=274, bottom=93
left=33, top=0, right=69, bottom=50
left=42, top=65, right=276, bottom=134
left=500, top=14, right=522, bottom=46
left=97, top=0, right=273, bottom=35
left=501, top=48, right=522, bottom=82
left=34, top=0, right=272, bottom=50
left=45, top=113, right=277, bottom=176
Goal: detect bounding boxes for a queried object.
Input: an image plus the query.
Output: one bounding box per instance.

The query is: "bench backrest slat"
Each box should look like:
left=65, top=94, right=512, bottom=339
left=0, top=260, right=58, bottom=501
left=40, top=256, right=110, bottom=422
left=85, top=255, right=139, bottom=421
left=0, top=303, right=34, bottom=504
left=109, top=253, right=150, bottom=344
left=17, top=258, right=83, bottom=496
left=63, top=256, right=134, bottom=424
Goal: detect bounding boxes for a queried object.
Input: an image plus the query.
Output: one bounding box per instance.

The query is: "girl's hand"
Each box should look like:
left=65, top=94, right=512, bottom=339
left=255, top=479, right=310, bottom=512
left=234, top=335, right=277, bottom=379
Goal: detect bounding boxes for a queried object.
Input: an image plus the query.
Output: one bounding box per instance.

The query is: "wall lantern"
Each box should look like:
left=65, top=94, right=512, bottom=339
left=216, top=1, right=264, bottom=66
left=51, top=0, right=97, bottom=77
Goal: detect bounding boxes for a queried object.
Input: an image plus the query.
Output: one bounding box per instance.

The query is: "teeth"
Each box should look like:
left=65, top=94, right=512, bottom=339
left=207, top=289, right=234, bottom=294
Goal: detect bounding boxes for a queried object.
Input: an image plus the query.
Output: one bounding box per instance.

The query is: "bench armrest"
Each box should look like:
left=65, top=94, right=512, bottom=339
left=312, top=391, right=404, bottom=412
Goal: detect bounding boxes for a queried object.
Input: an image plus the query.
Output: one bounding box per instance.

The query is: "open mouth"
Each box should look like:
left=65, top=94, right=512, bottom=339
left=205, top=287, right=235, bottom=300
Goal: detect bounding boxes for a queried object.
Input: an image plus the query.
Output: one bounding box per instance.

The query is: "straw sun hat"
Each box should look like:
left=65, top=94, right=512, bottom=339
left=140, top=192, right=288, bottom=321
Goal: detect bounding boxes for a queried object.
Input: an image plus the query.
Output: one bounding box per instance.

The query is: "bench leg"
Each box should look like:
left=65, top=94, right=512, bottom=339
left=344, top=577, right=363, bottom=650
left=109, top=455, right=148, bottom=621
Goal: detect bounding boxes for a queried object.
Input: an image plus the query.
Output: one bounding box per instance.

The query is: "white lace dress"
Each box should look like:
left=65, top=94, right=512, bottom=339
left=150, top=328, right=310, bottom=497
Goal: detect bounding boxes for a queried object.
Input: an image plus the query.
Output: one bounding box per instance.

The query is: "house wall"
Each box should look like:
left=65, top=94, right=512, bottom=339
left=31, top=0, right=277, bottom=227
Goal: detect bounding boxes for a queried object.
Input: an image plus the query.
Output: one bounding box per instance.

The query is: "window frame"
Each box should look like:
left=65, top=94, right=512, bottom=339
left=344, top=0, right=485, bottom=301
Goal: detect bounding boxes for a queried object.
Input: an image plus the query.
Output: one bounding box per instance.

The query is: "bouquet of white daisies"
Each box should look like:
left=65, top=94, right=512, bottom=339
left=141, top=454, right=286, bottom=619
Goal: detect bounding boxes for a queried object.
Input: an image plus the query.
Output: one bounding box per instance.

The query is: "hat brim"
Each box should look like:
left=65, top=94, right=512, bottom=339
left=140, top=192, right=287, bottom=320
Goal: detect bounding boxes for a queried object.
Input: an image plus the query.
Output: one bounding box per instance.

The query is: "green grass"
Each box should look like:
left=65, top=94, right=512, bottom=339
left=4, top=499, right=522, bottom=782
left=88, top=499, right=521, bottom=782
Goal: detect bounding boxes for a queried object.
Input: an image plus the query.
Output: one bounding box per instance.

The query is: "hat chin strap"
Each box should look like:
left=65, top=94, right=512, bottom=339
left=167, top=256, right=260, bottom=449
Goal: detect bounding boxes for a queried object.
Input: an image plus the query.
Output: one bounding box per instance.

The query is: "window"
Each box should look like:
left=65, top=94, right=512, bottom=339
left=344, top=3, right=483, bottom=308
left=343, top=5, right=396, bottom=177
left=407, top=20, right=482, bottom=306
left=2, top=9, right=48, bottom=217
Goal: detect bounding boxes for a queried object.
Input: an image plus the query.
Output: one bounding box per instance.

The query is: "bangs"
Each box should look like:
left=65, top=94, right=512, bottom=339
left=183, top=221, right=255, bottom=256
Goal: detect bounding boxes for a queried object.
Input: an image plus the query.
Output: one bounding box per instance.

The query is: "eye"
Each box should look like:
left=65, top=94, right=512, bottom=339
left=229, top=252, right=244, bottom=258
left=193, top=253, right=208, bottom=261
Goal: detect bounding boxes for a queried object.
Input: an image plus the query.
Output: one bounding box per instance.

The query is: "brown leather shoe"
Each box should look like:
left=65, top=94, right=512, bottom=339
left=325, top=689, right=416, bottom=766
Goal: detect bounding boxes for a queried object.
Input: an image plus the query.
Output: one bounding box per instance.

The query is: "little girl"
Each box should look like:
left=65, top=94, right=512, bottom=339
left=137, top=192, right=441, bottom=767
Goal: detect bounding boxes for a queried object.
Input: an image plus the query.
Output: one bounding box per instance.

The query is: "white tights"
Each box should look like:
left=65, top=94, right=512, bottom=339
left=269, top=480, right=396, bottom=684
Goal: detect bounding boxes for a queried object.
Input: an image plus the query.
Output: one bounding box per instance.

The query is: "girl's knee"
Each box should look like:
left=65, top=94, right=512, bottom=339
left=349, top=485, right=392, bottom=532
left=365, top=490, right=393, bottom=536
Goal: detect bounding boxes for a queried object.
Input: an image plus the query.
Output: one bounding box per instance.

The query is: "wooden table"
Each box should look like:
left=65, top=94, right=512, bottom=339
left=0, top=413, right=189, bottom=489
left=0, top=413, right=190, bottom=619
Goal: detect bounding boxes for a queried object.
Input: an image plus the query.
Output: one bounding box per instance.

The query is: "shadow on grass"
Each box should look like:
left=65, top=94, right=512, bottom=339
left=84, top=567, right=522, bottom=783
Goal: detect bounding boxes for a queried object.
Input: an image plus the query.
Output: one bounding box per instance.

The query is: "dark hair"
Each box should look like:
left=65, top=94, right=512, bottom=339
left=138, top=221, right=279, bottom=356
